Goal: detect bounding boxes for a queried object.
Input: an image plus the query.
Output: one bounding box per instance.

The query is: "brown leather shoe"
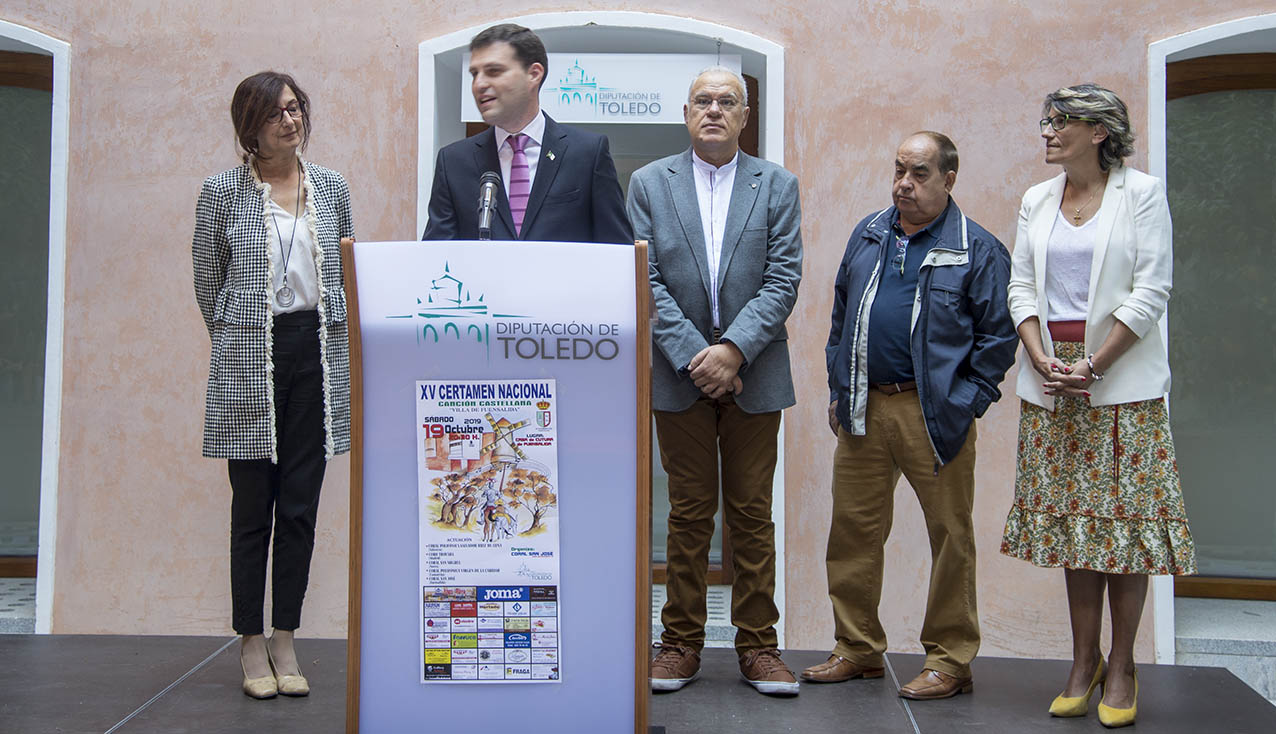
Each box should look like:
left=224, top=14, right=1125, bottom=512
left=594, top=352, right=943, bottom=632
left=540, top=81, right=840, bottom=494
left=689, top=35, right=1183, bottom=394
left=898, top=668, right=973, bottom=700
left=650, top=643, right=700, bottom=692
left=739, top=648, right=799, bottom=695
left=800, top=654, right=885, bottom=683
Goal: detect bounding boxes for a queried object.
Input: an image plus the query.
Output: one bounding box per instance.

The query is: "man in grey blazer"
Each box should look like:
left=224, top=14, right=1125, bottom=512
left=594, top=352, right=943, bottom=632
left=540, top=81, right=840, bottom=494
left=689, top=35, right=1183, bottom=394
left=627, top=67, right=802, bottom=696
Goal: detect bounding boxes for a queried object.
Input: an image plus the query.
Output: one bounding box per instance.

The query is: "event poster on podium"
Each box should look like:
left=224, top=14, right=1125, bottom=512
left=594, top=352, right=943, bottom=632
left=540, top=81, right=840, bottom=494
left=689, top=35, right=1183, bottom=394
left=348, top=240, right=646, bottom=733
left=415, top=379, right=561, bottom=683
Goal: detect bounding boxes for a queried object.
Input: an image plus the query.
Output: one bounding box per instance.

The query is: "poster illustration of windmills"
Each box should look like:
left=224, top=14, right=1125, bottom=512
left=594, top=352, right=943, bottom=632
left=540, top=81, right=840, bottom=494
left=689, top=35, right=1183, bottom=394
left=415, top=379, right=561, bottom=683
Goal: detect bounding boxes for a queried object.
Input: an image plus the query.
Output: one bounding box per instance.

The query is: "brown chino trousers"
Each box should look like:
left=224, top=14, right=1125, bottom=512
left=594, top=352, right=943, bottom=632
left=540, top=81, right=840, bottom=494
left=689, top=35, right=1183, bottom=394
left=827, top=390, right=980, bottom=678
left=655, top=395, right=782, bottom=654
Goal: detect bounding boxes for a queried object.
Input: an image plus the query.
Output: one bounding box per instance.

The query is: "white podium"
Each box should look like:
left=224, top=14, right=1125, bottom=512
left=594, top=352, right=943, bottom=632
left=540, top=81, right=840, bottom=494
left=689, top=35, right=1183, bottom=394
left=341, top=240, right=651, bottom=733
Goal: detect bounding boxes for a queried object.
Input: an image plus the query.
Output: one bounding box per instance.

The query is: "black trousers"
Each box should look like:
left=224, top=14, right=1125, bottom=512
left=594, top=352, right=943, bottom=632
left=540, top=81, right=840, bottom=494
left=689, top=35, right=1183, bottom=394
left=229, top=310, right=327, bottom=635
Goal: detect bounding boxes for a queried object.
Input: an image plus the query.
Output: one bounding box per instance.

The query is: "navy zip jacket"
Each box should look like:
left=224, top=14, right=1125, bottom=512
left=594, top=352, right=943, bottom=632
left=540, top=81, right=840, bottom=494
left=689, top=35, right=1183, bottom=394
left=825, top=199, right=1017, bottom=464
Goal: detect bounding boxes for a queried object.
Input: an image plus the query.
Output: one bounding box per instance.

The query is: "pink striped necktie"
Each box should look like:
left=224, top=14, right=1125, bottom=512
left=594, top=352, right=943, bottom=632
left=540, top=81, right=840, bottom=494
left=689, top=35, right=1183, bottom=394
left=508, top=133, right=531, bottom=236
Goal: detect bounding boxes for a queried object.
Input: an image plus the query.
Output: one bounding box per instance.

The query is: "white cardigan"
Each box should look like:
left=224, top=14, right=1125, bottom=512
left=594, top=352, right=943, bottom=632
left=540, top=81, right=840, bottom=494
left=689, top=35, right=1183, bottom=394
left=1007, top=166, right=1173, bottom=410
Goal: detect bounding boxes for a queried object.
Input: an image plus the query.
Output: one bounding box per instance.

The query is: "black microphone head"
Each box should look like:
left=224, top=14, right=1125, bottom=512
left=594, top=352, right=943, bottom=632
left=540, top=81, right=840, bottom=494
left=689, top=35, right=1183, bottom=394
left=477, top=170, right=500, bottom=239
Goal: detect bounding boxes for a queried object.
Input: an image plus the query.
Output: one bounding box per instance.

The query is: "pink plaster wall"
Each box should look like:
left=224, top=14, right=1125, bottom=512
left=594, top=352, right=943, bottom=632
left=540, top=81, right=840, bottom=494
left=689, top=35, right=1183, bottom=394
left=5, top=2, right=1266, bottom=655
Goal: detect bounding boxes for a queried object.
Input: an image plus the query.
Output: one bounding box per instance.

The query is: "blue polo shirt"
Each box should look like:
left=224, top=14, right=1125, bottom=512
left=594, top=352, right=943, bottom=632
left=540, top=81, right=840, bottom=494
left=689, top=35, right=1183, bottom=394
left=867, top=204, right=949, bottom=384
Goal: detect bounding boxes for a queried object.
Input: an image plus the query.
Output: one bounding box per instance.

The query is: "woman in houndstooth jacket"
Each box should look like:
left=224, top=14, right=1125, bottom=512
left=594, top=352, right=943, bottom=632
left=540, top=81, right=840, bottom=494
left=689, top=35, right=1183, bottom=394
left=192, top=71, right=353, bottom=700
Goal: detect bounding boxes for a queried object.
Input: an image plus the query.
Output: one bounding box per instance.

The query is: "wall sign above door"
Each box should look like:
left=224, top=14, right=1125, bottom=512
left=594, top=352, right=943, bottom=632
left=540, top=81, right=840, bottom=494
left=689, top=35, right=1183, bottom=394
left=461, top=53, right=743, bottom=124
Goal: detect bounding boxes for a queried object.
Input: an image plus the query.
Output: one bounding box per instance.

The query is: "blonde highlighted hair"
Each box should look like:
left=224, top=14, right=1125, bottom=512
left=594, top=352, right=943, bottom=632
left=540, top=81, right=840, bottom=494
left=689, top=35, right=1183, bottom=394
left=1044, top=83, right=1134, bottom=171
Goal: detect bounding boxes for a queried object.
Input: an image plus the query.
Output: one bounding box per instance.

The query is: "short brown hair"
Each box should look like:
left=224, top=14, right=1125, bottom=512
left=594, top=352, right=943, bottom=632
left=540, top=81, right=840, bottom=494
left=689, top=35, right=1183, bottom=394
left=470, top=24, right=549, bottom=91
left=231, top=71, right=311, bottom=161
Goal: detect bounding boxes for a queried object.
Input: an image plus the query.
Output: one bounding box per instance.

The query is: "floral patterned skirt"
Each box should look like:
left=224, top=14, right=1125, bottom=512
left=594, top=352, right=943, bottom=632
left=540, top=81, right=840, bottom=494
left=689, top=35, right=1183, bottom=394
left=1000, top=341, right=1197, bottom=575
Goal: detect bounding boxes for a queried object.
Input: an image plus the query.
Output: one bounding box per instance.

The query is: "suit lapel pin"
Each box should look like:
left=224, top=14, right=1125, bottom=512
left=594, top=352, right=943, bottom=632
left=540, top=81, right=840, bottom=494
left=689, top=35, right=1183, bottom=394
left=546, top=151, right=556, bottom=161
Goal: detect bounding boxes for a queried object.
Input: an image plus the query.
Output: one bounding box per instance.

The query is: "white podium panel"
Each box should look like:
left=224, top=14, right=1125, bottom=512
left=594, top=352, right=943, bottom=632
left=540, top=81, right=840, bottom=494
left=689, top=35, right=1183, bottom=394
left=344, top=241, right=649, bottom=733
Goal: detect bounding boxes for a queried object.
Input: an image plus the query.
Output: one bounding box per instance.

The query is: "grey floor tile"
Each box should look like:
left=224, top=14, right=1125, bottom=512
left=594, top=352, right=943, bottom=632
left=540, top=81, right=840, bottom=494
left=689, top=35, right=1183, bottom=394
left=0, top=578, right=37, bottom=624
left=1177, top=597, right=1276, bottom=656
left=1177, top=598, right=1276, bottom=641
left=0, top=634, right=231, bottom=734
left=0, top=617, right=35, bottom=633
left=116, top=638, right=345, bottom=734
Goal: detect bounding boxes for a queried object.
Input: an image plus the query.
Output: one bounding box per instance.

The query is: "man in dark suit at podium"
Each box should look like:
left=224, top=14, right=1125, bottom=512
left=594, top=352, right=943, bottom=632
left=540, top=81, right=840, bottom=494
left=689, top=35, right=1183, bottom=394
left=422, top=23, right=632, bottom=244
left=628, top=67, right=802, bottom=696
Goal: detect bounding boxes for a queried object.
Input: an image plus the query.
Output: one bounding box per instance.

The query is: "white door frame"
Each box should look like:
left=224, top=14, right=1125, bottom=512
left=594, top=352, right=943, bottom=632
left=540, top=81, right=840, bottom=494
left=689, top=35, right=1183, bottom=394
left=1147, top=12, right=1276, bottom=664
left=417, top=12, right=788, bottom=645
left=417, top=11, right=786, bottom=236
left=0, top=19, right=70, bottom=635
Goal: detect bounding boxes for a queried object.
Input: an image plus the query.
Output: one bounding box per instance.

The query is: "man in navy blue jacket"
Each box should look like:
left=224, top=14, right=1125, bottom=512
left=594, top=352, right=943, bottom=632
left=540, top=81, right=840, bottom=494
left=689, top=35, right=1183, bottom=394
left=422, top=24, right=632, bottom=245
left=803, top=132, right=1016, bottom=700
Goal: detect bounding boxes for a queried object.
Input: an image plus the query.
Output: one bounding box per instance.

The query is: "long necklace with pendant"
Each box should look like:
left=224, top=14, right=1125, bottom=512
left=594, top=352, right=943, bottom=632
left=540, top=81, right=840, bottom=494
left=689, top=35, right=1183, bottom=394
left=263, top=160, right=303, bottom=308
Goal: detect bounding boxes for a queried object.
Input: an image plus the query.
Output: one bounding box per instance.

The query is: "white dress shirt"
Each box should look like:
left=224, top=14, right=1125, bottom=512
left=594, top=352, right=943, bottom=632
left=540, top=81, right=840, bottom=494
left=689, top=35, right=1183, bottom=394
left=690, top=149, right=739, bottom=329
left=494, top=111, right=546, bottom=200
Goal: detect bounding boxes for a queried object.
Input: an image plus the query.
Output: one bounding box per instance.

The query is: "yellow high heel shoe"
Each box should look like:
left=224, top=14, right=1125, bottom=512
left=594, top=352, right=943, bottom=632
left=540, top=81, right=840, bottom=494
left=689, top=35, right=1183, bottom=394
left=1097, top=668, right=1137, bottom=728
left=1048, top=658, right=1105, bottom=717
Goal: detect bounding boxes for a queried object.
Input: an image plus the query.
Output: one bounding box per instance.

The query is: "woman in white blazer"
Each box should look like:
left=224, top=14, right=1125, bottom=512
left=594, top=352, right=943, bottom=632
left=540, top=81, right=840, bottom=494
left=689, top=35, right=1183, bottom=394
left=999, top=84, right=1195, bottom=727
left=192, top=71, right=354, bottom=700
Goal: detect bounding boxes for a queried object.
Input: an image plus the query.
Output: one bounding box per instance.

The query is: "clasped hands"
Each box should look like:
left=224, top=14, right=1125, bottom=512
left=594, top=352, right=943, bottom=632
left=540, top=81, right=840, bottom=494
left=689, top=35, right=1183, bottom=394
left=688, top=342, right=745, bottom=399
left=1033, top=356, right=1094, bottom=397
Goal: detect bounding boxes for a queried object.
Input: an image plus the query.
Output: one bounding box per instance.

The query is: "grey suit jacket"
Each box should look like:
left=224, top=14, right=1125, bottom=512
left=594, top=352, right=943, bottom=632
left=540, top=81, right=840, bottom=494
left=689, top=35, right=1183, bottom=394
left=627, top=149, right=802, bottom=414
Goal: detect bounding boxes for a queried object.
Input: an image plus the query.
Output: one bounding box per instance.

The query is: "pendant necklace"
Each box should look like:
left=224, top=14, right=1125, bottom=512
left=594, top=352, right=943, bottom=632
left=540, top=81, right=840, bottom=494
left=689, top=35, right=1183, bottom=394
left=262, top=160, right=303, bottom=308
left=1071, top=183, right=1099, bottom=224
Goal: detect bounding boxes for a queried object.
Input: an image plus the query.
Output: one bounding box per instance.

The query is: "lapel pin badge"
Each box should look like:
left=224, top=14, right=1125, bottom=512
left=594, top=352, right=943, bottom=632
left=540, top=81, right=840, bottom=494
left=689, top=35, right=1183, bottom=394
left=546, top=151, right=556, bottom=161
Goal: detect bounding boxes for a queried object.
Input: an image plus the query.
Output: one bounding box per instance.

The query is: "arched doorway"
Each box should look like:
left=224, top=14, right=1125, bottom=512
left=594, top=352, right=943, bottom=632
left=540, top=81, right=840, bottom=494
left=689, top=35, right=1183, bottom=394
left=417, top=11, right=789, bottom=646
left=1149, top=14, right=1276, bottom=664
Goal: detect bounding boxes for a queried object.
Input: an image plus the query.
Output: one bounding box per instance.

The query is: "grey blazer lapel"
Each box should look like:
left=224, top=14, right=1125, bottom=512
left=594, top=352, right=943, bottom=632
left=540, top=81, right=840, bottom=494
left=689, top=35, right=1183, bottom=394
left=666, top=151, right=713, bottom=296
left=472, top=130, right=516, bottom=237
left=718, top=153, right=763, bottom=284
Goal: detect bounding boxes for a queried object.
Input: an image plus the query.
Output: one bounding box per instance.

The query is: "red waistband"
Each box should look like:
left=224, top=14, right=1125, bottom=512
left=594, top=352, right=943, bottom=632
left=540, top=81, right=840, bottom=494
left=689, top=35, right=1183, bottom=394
left=1047, top=320, right=1085, bottom=343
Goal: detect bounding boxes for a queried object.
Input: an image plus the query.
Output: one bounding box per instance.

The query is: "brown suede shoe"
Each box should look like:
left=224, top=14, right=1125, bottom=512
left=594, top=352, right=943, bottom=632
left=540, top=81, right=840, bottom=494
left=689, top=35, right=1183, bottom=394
left=739, top=648, right=799, bottom=695
left=800, top=654, right=886, bottom=683
left=898, top=668, right=973, bottom=700
left=650, top=643, right=700, bottom=692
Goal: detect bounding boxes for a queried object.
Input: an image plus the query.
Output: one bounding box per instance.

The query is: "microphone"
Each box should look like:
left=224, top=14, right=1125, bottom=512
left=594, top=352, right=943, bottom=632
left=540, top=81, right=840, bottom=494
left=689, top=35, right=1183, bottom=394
left=477, top=171, right=501, bottom=241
